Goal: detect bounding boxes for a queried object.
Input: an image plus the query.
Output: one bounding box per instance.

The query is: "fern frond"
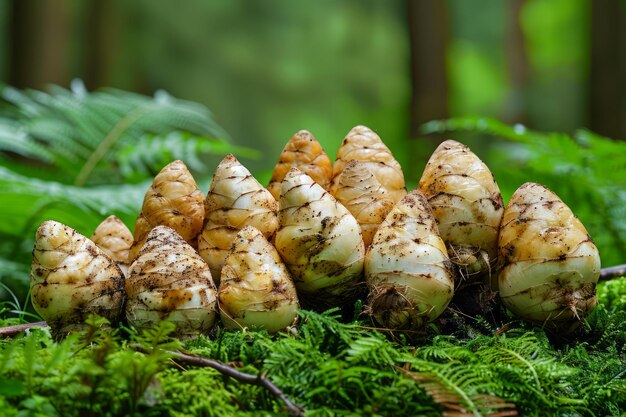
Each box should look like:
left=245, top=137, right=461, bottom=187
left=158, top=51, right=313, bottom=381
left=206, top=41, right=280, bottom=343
left=473, top=334, right=575, bottom=408
left=118, top=131, right=260, bottom=183
left=346, top=335, right=400, bottom=366
left=0, top=81, right=252, bottom=186
left=0, top=166, right=144, bottom=238
left=0, top=123, right=53, bottom=162
left=402, top=360, right=518, bottom=417
left=417, top=336, right=477, bottom=363
left=298, top=309, right=364, bottom=352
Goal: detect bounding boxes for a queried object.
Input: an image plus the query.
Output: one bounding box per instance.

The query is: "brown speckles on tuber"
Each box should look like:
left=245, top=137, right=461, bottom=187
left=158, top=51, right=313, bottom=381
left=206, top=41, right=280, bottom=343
left=218, top=226, right=299, bottom=333
left=418, top=140, right=503, bottom=287
left=125, top=226, right=217, bottom=338
left=365, top=190, right=455, bottom=331
left=276, top=168, right=364, bottom=308
left=198, top=154, right=278, bottom=285
left=498, top=182, right=601, bottom=332
left=30, top=220, right=125, bottom=338
left=330, top=125, right=406, bottom=204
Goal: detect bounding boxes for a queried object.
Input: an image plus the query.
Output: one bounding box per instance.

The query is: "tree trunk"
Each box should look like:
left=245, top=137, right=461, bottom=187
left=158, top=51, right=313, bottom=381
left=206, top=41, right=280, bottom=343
left=502, top=0, right=529, bottom=125
left=84, top=0, right=121, bottom=90
left=8, top=0, right=72, bottom=89
left=589, top=0, right=626, bottom=140
left=407, top=0, right=449, bottom=138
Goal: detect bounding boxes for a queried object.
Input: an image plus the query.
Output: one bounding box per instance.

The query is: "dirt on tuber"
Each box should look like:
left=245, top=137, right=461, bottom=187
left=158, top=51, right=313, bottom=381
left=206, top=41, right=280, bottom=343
left=198, top=154, right=279, bottom=284
left=126, top=225, right=218, bottom=338
left=219, top=225, right=299, bottom=333
left=365, top=190, right=455, bottom=331
left=498, top=182, right=601, bottom=332
left=30, top=220, right=125, bottom=337
left=275, top=168, right=365, bottom=309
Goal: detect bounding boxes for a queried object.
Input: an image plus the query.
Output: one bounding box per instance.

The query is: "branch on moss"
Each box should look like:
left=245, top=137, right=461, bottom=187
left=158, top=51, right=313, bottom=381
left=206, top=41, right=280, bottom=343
left=599, top=264, right=626, bottom=282
left=0, top=321, right=47, bottom=337
left=0, top=321, right=304, bottom=416
left=150, top=349, right=304, bottom=417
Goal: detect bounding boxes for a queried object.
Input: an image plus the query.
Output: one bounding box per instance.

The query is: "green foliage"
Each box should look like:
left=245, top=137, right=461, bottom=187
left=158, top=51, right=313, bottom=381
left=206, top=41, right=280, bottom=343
left=598, top=279, right=626, bottom=313
left=1, top=293, right=625, bottom=416
left=422, top=116, right=626, bottom=267
left=0, top=83, right=252, bottom=302
left=0, top=80, right=249, bottom=185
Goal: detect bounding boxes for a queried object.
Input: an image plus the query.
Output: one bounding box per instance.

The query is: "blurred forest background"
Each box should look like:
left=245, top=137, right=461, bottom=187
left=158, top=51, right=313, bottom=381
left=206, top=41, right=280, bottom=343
left=2, top=0, right=625, bottom=170
left=1, top=0, right=625, bottom=304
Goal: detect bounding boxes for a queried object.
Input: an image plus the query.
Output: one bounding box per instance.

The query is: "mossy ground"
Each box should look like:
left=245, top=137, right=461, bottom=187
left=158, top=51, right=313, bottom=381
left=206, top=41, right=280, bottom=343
left=0, top=279, right=625, bottom=417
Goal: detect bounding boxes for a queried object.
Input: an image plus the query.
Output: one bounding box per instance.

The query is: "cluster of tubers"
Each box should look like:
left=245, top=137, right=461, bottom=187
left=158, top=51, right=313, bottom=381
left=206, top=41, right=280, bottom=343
left=30, top=126, right=601, bottom=338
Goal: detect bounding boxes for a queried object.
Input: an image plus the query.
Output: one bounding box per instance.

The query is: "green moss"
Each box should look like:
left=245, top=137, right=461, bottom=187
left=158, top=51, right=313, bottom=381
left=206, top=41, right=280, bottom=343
left=0, top=289, right=625, bottom=416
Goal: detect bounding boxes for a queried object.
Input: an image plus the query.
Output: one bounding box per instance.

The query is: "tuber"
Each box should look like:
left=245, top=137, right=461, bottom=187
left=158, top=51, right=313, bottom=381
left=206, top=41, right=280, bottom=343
left=126, top=226, right=218, bottom=338
left=91, top=215, right=133, bottom=276
left=419, top=140, right=504, bottom=286
left=498, top=182, right=600, bottom=331
left=331, top=125, right=406, bottom=204
left=267, top=130, right=332, bottom=200
left=365, top=190, right=455, bottom=330
left=331, top=160, right=396, bottom=249
left=30, top=220, right=125, bottom=337
left=198, top=154, right=278, bottom=284
left=219, top=225, right=299, bottom=333
left=129, top=160, right=204, bottom=262
left=275, top=168, right=365, bottom=308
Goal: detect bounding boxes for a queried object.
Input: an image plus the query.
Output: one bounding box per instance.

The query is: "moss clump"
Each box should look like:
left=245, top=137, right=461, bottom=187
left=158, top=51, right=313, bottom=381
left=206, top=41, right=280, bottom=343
left=0, top=287, right=625, bottom=416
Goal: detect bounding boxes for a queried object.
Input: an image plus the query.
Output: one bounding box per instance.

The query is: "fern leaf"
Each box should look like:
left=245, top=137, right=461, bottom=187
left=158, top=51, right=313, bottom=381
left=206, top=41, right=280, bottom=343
left=346, top=335, right=399, bottom=366
left=0, top=81, right=253, bottom=186
left=402, top=361, right=518, bottom=417
left=118, top=131, right=260, bottom=183
left=0, top=166, right=144, bottom=238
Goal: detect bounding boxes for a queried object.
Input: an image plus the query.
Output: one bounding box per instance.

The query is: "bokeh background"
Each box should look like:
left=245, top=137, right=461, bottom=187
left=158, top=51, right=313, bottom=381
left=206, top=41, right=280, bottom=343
left=1, top=0, right=625, bottom=303
left=2, top=0, right=625, bottom=171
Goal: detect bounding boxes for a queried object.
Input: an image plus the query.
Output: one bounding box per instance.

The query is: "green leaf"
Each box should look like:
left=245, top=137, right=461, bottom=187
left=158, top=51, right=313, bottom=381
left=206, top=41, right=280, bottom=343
left=0, top=377, right=26, bottom=396
left=0, top=81, right=255, bottom=186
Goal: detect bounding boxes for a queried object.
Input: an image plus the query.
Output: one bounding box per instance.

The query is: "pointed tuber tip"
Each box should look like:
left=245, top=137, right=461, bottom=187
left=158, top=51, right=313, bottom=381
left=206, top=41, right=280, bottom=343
left=284, top=167, right=304, bottom=179
left=293, top=130, right=314, bottom=140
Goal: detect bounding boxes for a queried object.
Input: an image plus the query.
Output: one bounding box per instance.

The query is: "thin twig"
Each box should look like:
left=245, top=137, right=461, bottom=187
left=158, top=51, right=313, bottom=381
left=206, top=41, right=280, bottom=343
left=599, top=264, right=626, bottom=282
left=164, top=350, right=304, bottom=417
left=0, top=321, right=304, bottom=416
left=0, top=321, right=47, bottom=337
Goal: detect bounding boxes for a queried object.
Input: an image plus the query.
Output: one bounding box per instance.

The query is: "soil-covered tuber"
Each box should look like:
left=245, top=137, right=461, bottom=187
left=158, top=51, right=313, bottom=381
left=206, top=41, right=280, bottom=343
left=419, top=140, right=504, bottom=286
left=498, top=182, right=601, bottom=331
left=331, top=125, right=406, bottom=204
left=219, top=226, right=299, bottom=333
left=365, top=190, right=455, bottom=331
left=126, top=226, right=218, bottom=338
left=198, top=154, right=278, bottom=284
left=275, top=168, right=365, bottom=308
left=30, top=220, right=125, bottom=337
